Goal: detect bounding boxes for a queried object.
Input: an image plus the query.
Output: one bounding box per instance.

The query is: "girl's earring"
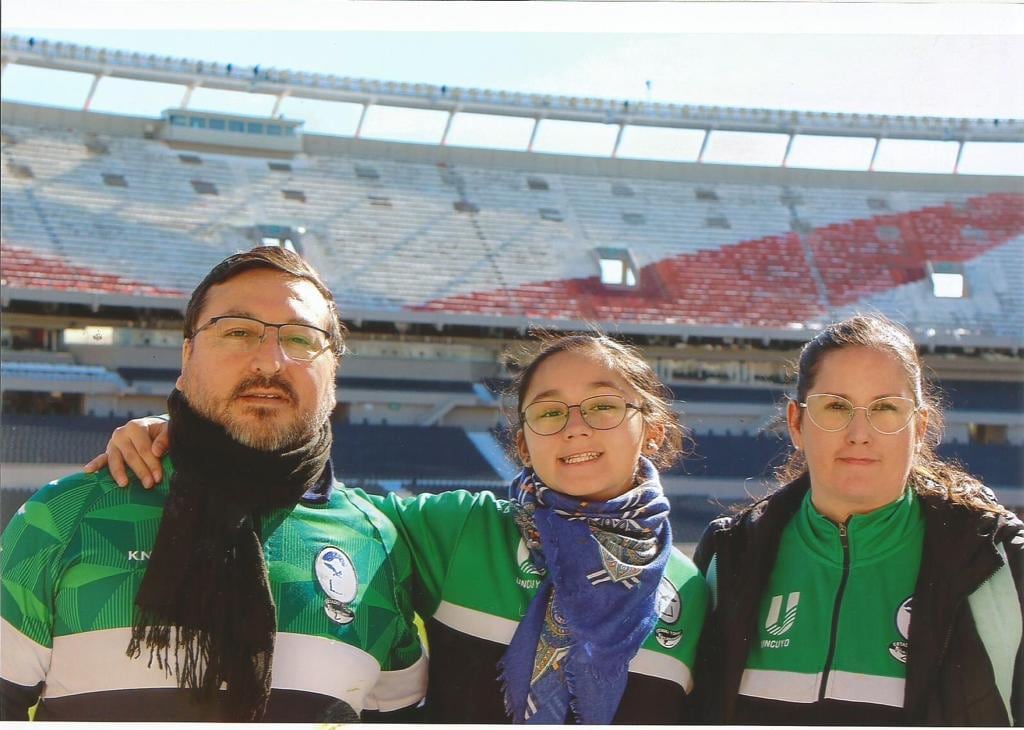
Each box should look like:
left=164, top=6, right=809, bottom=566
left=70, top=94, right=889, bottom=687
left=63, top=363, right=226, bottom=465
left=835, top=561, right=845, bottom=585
left=646, top=440, right=657, bottom=453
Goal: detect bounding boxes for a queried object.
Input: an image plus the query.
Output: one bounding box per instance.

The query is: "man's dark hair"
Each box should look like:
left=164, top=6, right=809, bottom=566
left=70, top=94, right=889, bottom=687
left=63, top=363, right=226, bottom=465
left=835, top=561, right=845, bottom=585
left=183, top=246, right=346, bottom=358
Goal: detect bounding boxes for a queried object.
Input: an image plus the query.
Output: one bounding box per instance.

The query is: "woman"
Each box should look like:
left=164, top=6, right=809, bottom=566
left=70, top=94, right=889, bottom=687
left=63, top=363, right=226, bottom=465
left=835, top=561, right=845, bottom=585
left=693, top=315, right=1023, bottom=726
left=88, top=333, right=709, bottom=724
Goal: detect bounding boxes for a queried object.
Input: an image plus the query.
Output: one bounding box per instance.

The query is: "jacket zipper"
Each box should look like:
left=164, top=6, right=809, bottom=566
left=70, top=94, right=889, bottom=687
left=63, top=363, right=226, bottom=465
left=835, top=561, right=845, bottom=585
left=818, top=520, right=850, bottom=702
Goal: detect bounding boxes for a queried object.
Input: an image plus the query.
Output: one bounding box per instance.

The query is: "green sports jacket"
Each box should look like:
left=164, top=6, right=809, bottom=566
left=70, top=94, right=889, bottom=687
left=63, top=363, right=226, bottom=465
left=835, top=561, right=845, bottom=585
left=734, top=487, right=923, bottom=721
left=694, top=475, right=1024, bottom=726
left=365, top=487, right=710, bottom=724
left=0, top=459, right=426, bottom=721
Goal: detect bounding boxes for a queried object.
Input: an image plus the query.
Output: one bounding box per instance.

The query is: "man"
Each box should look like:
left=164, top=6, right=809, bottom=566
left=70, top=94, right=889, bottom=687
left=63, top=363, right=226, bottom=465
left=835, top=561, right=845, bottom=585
left=0, top=247, right=426, bottom=721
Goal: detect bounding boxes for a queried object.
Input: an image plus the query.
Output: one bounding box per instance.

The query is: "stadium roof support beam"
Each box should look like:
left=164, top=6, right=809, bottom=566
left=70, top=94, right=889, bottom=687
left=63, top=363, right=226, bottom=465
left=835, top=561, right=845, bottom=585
left=781, top=132, right=795, bottom=167
left=697, top=129, right=712, bottom=164
left=180, top=83, right=196, bottom=110
left=527, top=117, right=542, bottom=153
left=953, top=140, right=966, bottom=175
left=82, top=73, right=103, bottom=112
left=440, top=108, right=456, bottom=146
left=611, top=122, right=626, bottom=158
left=354, top=102, right=370, bottom=139
left=271, top=89, right=290, bottom=118
left=868, top=137, right=882, bottom=172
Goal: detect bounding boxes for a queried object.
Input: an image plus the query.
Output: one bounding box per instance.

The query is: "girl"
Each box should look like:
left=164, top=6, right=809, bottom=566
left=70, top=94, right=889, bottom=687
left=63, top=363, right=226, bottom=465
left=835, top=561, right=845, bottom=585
left=87, top=332, right=709, bottom=724
left=693, top=315, right=1023, bottom=725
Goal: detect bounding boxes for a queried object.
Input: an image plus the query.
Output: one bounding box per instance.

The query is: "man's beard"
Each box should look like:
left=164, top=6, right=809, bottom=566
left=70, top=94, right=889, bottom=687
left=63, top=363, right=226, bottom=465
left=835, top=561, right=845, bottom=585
left=227, top=403, right=322, bottom=451
left=187, top=374, right=333, bottom=452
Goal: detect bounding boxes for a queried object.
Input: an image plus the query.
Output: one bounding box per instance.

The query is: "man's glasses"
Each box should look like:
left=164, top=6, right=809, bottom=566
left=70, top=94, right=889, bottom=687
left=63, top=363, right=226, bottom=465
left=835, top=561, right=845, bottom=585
left=521, top=394, right=642, bottom=436
left=193, top=316, right=332, bottom=362
left=799, top=393, right=920, bottom=435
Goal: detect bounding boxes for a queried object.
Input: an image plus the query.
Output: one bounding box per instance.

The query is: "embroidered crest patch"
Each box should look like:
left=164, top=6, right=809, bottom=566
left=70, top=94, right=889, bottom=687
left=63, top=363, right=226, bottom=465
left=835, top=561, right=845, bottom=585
left=888, top=596, right=912, bottom=663
left=315, top=546, right=358, bottom=625
left=655, top=576, right=681, bottom=625
left=655, top=628, right=683, bottom=648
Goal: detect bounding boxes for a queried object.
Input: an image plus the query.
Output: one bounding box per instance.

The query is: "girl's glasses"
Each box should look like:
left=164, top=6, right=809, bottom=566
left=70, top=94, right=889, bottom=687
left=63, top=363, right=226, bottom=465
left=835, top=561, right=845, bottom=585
left=800, top=393, right=919, bottom=434
left=521, top=394, right=642, bottom=436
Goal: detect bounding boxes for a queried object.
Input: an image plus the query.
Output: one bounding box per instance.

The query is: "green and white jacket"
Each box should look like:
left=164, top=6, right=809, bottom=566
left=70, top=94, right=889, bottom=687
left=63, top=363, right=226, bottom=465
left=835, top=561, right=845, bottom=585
left=736, top=488, right=924, bottom=713
left=0, top=459, right=426, bottom=721
left=694, top=475, right=1023, bottom=726
left=368, top=488, right=709, bottom=724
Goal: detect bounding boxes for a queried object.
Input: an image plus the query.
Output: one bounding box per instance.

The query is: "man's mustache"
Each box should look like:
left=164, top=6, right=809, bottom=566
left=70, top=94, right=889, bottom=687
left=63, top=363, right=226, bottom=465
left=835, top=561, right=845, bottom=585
left=231, top=375, right=298, bottom=403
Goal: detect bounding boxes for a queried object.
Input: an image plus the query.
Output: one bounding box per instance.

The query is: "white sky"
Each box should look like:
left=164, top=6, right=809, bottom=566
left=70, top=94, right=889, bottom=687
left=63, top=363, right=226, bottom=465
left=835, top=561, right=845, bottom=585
left=3, top=2, right=1023, bottom=174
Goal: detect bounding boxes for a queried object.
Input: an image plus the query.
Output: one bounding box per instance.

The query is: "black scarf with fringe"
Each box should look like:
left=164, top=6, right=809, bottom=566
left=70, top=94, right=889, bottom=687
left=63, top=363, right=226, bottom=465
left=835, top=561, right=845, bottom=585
left=127, top=388, right=332, bottom=720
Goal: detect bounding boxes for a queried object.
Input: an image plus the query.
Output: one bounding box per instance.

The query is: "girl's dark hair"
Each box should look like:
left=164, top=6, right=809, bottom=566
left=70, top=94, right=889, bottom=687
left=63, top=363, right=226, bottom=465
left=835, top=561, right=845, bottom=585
left=779, top=314, right=1006, bottom=515
left=183, top=245, right=347, bottom=358
left=506, top=331, right=685, bottom=470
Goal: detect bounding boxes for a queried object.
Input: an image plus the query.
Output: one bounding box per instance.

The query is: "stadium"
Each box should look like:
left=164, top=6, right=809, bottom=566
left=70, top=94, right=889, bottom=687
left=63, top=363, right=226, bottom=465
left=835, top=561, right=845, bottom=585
left=2, top=32, right=1022, bottom=546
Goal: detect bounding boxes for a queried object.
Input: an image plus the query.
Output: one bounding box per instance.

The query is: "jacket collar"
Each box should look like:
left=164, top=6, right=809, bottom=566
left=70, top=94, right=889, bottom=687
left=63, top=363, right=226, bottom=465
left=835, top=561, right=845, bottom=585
left=795, top=487, right=923, bottom=567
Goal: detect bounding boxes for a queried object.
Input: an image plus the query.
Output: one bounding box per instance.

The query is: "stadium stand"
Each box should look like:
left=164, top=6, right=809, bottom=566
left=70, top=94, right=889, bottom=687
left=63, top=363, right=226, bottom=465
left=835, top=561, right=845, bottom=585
left=938, top=442, right=1024, bottom=490
left=116, top=367, right=182, bottom=384
left=0, top=415, right=499, bottom=479
left=2, top=41, right=1022, bottom=529
left=670, top=384, right=787, bottom=406
left=340, top=377, right=477, bottom=394
left=113, top=368, right=480, bottom=395
left=673, top=432, right=1022, bottom=490
left=331, top=423, right=499, bottom=480
left=939, top=379, right=1024, bottom=412
left=1, top=361, right=126, bottom=389
left=1, top=414, right=127, bottom=463
left=416, top=190, right=1023, bottom=336
left=0, top=240, right=184, bottom=297
left=3, top=117, right=1022, bottom=344
left=0, top=416, right=498, bottom=532
left=672, top=432, right=791, bottom=481
left=668, top=494, right=738, bottom=544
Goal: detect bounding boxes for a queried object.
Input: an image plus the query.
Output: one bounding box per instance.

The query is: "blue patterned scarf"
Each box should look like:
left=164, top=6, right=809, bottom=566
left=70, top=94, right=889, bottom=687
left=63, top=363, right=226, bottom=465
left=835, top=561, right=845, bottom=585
left=498, top=457, right=672, bottom=724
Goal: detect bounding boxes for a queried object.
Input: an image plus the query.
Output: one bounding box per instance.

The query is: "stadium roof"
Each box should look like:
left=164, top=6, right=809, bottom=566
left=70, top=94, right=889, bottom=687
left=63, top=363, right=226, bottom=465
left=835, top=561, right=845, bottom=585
left=3, top=33, right=1023, bottom=172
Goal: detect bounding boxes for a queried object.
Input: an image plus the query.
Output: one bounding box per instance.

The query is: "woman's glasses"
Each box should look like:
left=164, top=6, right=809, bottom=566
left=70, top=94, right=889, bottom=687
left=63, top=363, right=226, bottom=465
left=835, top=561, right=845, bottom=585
left=800, top=393, right=919, bottom=434
left=521, top=394, right=642, bottom=436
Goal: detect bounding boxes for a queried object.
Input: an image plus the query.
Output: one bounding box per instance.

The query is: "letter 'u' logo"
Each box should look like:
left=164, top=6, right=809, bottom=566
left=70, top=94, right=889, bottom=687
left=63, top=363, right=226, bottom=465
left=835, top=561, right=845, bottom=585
left=765, top=592, right=800, bottom=636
